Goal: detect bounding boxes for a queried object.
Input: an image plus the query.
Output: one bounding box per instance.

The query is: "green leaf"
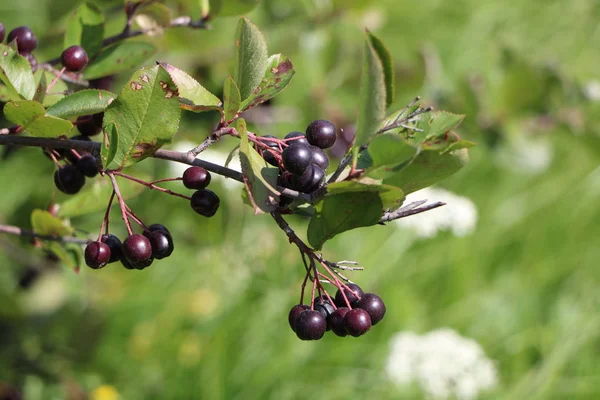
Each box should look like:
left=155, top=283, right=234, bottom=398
left=45, top=242, right=81, bottom=270
left=212, top=0, right=261, bottom=16
left=355, top=32, right=386, bottom=145
left=64, top=2, right=105, bottom=58
left=240, top=54, right=295, bottom=111
left=101, top=65, right=182, bottom=169
left=84, top=42, right=156, bottom=80
left=158, top=61, right=222, bottom=113
left=134, top=3, right=173, bottom=36
left=383, top=148, right=470, bottom=195
left=223, top=76, right=241, bottom=122
left=0, top=44, right=36, bottom=100
left=46, top=90, right=117, bottom=118
left=31, top=209, right=74, bottom=236
left=367, top=31, right=394, bottom=107
left=101, top=122, right=119, bottom=168
left=4, top=100, right=73, bottom=137
left=34, top=70, right=69, bottom=107
left=33, top=72, right=47, bottom=104
left=58, top=173, right=149, bottom=218
left=413, top=111, right=465, bottom=145
left=365, top=133, right=418, bottom=179
left=233, top=17, right=268, bottom=101
left=238, top=118, right=280, bottom=214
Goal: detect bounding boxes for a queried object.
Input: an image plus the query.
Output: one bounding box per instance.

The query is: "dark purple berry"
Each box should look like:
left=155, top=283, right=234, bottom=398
left=294, top=310, right=327, bottom=341
left=54, top=164, right=85, bottom=194
left=123, top=234, right=152, bottom=263
left=76, top=113, right=103, bottom=137
left=182, top=166, right=211, bottom=190
left=288, top=304, right=310, bottom=332
left=356, top=293, right=386, bottom=325
left=61, top=45, right=88, bottom=72
left=133, top=257, right=154, bottom=270
left=293, top=164, right=325, bottom=193
left=315, top=302, right=335, bottom=331
left=282, top=143, right=312, bottom=175
left=306, top=120, right=336, bottom=149
left=190, top=189, right=220, bottom=217
left=7, top=26, right=37, bottom=53
left=147, top=223, right=169, bottom=234
left=0, top=23, right=5, bottom=43
left=284, top=131, right=309, bottom=146
left=65, top=135, right=92, bottom=163
left=328, top=307, right=350, bottom=337
left=260, top=135, right=280, bottom=166
left=310, top=146, right=329, bottom=170
left=23, top=52, right=37, bottom=72
left=76, top=154, right=99, bottom=177
left=101, top=234, right=123, bottom=263
left=121, top=258, right=135, bottom=270
left=334, top=283, right=364, bottom=307
left=84, top=241, right=111, bottom=269
left=144, top=230, right=174, bottom=259
left=344, top=308, right=371, bottom=337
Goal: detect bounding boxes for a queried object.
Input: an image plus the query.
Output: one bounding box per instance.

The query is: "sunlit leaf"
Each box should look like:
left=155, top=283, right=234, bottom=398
left=233, top=17, right=268, bottom=101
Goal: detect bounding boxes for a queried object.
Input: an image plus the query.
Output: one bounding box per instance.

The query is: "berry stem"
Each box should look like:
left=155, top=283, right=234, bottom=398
left=107, top=171, right=133, bottom=236
left=97, top=190, right=116, bottom=241
left=112, top=171, right=192, bottom=201
left=150, top=177, right=183, bottom=185
left=46, top=67, right=66, bottom=94
left=124, top=205, right=148, bottom=231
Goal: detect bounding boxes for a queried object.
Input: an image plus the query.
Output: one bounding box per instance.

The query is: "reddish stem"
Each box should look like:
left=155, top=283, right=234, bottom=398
left=113, top=171, right=191, bottom=201
left=97, top=190, right=116, bottom=240
left=124, top=204, right=148, bottom=231
left=46, top=67, right=66, bottom=93
left=150, top=177, right=183, bottom=185
left=107, top=172, right=133, bottom=236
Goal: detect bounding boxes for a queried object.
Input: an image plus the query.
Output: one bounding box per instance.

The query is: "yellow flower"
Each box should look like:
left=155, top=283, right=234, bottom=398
left=91, top=385, right=119, bottom=400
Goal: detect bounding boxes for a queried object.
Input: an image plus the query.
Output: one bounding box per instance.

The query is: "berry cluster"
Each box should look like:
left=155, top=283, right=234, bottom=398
left=288, top=283, right=386, bottom=340
left=50, top=140, right=99, bottom=195
left=85, top=224, right=174, bottom=270
left=184, top=166, right=220, bottom=217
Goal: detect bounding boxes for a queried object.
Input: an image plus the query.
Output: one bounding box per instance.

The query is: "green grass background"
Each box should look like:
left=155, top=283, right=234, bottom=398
left=1, top=0, right=599, bottom=398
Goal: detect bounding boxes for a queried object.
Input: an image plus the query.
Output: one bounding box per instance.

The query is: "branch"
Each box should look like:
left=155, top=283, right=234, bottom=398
left=187, top=127, right=237, bottom=158
left=380, top=200, right=446, bottom=223
left=0, top=224, right=89, bottom=244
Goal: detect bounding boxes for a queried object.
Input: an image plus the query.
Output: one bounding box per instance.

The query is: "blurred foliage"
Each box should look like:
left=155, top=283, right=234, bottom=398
left=1, top=0, right=600, bottom=399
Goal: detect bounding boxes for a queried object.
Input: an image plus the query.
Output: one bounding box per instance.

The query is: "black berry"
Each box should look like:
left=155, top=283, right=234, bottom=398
left=144, top=229, right=174, bottom=259
left=123, top=234, right=152, bottom=263
left=101, top=234, right=123, bottom=263
left=310, top=146, right=329, bottom=170
left=0, top=23, right=5, bottom=43
left=294, top=310, right=327, bottom=341
left=61, top=45, right=88, bottom=72
left=328, top=307, right=350, bottom=337
left=344, top=308, right=371, bottom=337
left=282, top=143, right=312, bottom=175
left=23, top=52, right=37, bottom=72
left=54, top=164, right=85, bottom=194
left=334, top=283, right=364, bottom=307
left=76, top=154, right=99, bottom=177
left=356, top=293, right=386, bottom=325
left=65, top=135, right=92, bottom=163
left=84, top=241, right=111, bottom=269
left=190, top=189, right=220, bottom=217
left=133, top=257, right=154, bottom=270
left=293, top=164, right=325, bottom=193
left=76, top=113, right=103, bottom=137
left=288, top=304, right=310, bottom=332
left=261, top=135, right=280, bottom=166
left=147, top=223, right=170, bottom=234
left=284, top=131, right=309, bottom=146
left=182, top=166, right=211, bottom=190
left=306, top=120, right=336, bottom=149
left=7, top=26, right=37, bottom=53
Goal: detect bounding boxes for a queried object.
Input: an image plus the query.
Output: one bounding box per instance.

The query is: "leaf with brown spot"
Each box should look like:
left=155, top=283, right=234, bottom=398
left=240, top=54, right=295, bottom=111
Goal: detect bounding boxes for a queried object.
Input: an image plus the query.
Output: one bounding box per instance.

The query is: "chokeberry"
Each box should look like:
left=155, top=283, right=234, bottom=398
left=310, top=146, right=329, bottom=170
left=356, top=293, right=386, bottom=325
left=344, top=308, right=371, bottom=337
left=334, top=283, right=364, bottom=307
left=54, top=164, right=85, bottom=194
left=293, top=164, right=325, bottom=193
left=101, top=234, right=123, bottom=263
left=123, top=234, right=152, bottom=263
left=121, top=258, right=135, bottom=270
left=190, top=189, right=220, bottom=217
left=76, top=154, right=99, bottom=177
left=306, top=120, right=336, bottom=149
left=328, top=307, right=350, bottom=337
left=144, top=229, right=174, bottom=259
left=7, top=26, right=37, bottom=53
left=182, top=166, right=211, bottom=190
left=84, top=241, right=111, bottom=269
left=23, top=52, right=37, bottom=72
left=288, top=304, right=310, bottom=332
left=284, top=131, right=309, bottom=146
left=260, top=135, right=280, bottom=166
left=282, top=143, right=312, bottom=175
left=133, top=257, right=154, bottom=270
left=295, top=310, right=327, bottom=341
left=0, top=23, right=5, bottom=43
left=147, top=223, right=170, bottom=234
left=61, top=45, right=88, bottom=72
left=76, top=113, right=103, bottom=136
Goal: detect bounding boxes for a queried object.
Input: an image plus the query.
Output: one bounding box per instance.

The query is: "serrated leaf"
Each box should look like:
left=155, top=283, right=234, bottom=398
left=383, top=148, right=469, bottom=195
left=234, top=17, right=268, bottom=101
left=366, top=133, right=418, bottom=179
left=327, top=181, right=404, bottom=210
left=101, top=65, right=181, bottom=169
left=158, top=61, right=222, bottom=113
left=64, top=2, right=105, bottom=58
left=31, top=209, right=74, bottom=236
left=134, top=3, right=173, bottom=36
left=34, top=70, right=68, bottom=107
left=46, top=90, right=117, bottom=118
left=58, top=172, right=149, bottom=218
left=33, top=72, right=47, bottom=104
left=238, top=119, right=280, bottom=214
left=4, top=100, right=73, bottom=137
left=0, top=44, right=36, bottom=100
left=355, top=32, right=386, bottom=145
left=213, top=0, right=261, bottom=16
left=223, top=76, right=241, bottom=122
left=367, top=31, right=394, bottom=107
left=240, top=54, right=295, bottom=111
left=413, top=111, right=465, bottom=144
left=84, top=42, right=156, bottom=80
left=101, top=122, right=119, bottom=168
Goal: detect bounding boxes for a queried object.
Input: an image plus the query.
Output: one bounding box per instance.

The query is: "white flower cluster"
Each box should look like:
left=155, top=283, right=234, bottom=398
left=385, top=328, right=498, bottom=400
left=395, top=187, right=477, bottom=238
